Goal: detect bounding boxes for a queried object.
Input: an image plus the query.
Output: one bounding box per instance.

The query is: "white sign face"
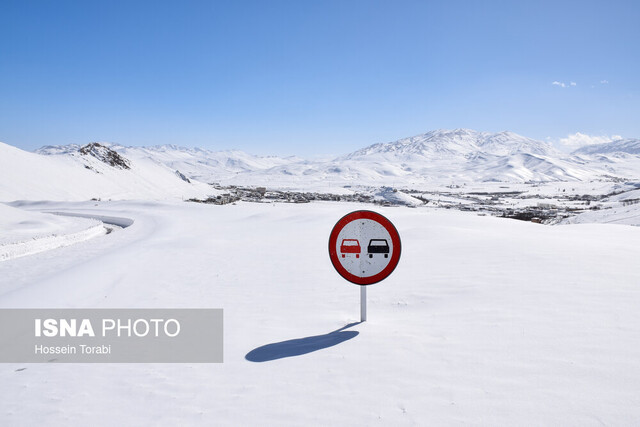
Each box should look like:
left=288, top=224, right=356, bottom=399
left=334, top=218, right=393, bottom=277
left=328, top=210, right=401, bottom=286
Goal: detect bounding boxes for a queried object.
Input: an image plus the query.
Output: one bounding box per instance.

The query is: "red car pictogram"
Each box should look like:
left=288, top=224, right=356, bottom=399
left=340, top=239, right=361, bottom=258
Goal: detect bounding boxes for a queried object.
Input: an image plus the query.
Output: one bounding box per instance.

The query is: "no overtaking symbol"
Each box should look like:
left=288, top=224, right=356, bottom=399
left=329, top=210, right=402, bottom=320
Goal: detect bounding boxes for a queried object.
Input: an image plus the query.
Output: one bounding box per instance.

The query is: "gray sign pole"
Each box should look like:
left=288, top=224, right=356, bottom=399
left=360, top=286, right=367, bottom=322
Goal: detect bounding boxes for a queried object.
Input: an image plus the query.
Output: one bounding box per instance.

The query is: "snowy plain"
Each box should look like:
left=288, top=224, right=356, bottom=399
left=1, top=200, right=640, bottom=425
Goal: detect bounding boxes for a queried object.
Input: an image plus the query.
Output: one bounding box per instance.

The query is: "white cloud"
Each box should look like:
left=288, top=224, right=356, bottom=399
left=552, top=81, right=577, bottom=88
left=558, top=132, right=622, bottom=148
left=600, top=80, right=609, bottom=84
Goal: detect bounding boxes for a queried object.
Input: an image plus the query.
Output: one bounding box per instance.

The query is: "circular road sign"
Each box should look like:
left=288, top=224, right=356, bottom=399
left=328, top=210, right=401, bottom=285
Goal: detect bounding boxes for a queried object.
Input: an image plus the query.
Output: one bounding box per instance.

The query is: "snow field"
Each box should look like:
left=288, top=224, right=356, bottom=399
left=1, top=201, right=639, bottom=425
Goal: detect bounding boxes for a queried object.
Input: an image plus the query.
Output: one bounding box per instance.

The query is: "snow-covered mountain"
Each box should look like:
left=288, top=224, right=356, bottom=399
left=37, top=143, right=303, bottom=184
left=342, top=129, right=557, bottom=160
left=573, top=138, right=640, bottom=156
left=5, top=128, right=640, bottom=202
left=568, top=138, right=640, bottom=179
left=1, top=142, right=213, bottom=202
left=120, top=145, right=302, bottom=183
left=229, top=129, right=607, bottom=187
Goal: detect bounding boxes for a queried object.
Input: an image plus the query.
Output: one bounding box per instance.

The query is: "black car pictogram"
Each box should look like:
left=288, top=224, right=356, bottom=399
left=367, top=239, right=389, bottom=258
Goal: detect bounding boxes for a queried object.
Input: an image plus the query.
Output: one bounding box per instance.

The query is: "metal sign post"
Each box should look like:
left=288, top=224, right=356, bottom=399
left=328, top=210, right=401, bottom=322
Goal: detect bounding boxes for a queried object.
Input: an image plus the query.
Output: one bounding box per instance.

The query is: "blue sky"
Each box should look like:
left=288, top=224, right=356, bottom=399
left=1, top=0, right=638, bottom=155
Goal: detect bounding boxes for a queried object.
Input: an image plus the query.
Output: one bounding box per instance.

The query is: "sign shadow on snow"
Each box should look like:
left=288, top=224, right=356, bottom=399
left=245, top=323, right=361, bottom=362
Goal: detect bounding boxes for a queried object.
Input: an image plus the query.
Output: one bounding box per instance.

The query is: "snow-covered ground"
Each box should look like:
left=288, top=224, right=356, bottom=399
left=0, top=204, right=105, bottom=261
left=2, top=200, right=640, bottom=425
left=562, top=202, right=640, bottom=226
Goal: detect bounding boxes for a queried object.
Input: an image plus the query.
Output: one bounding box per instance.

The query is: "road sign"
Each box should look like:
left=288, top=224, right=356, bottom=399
left=328, top=210, right=401, bottom=286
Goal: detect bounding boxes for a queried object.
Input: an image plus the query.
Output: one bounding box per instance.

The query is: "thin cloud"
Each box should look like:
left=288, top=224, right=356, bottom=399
left=559, top=132, right=622, bottom=148
left=552, top=81, right=577, bottom=88
left=600, top=80, right=609, bottom=84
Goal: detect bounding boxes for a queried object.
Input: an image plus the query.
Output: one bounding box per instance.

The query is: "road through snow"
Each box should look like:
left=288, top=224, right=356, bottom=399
left=0, top=204, right=136, bottom=262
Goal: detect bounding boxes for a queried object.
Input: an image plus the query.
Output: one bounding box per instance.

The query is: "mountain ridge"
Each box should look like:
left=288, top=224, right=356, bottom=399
left=341, top=129, right=558, bottom=160
left=572, top=138, right=640, bottom=156
left=21, top=128, right=640, bottom=192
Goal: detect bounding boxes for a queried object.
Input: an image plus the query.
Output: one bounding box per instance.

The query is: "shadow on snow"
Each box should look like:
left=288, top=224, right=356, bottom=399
left=245, top=322, right=361, bottom=362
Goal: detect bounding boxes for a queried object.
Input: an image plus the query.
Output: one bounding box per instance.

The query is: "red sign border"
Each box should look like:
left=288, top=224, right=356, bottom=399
left=328, top=210, right=401, bottom=286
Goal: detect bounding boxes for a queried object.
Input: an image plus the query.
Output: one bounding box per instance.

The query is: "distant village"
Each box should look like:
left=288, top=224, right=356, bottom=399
left=185, top=183, right=627, bottom=225
left=187, top=185, right=376, bottom=206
